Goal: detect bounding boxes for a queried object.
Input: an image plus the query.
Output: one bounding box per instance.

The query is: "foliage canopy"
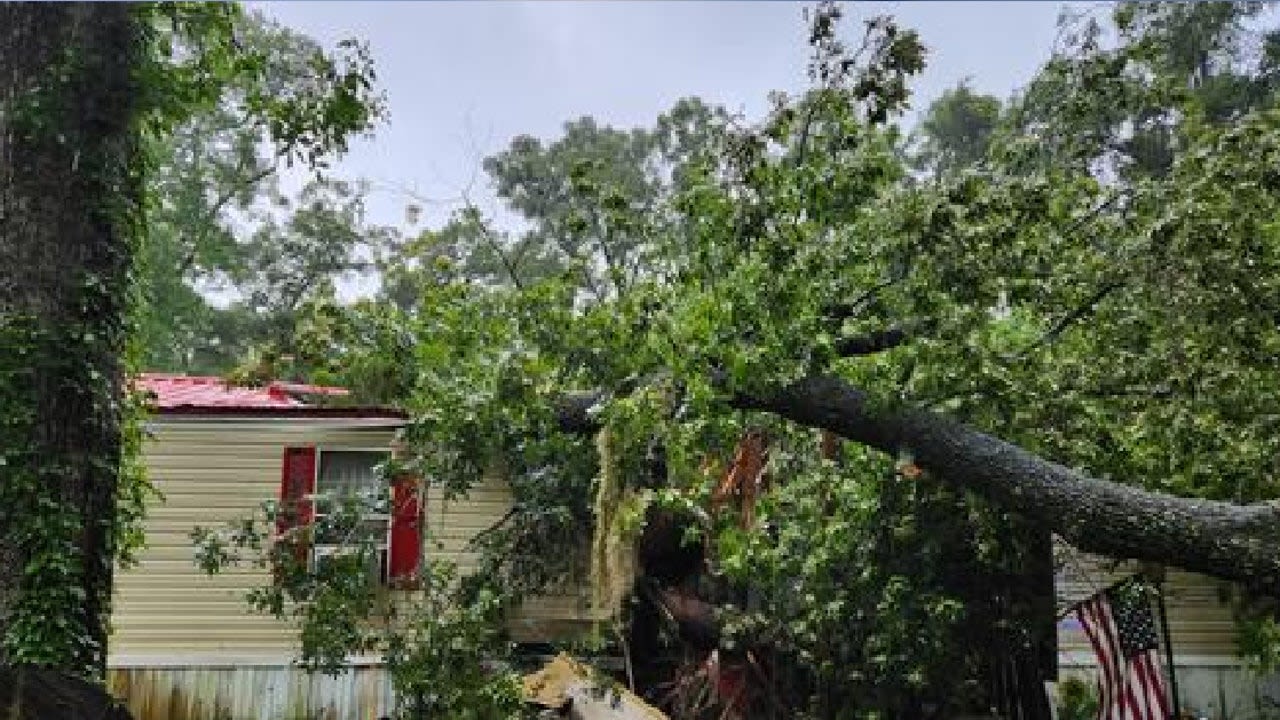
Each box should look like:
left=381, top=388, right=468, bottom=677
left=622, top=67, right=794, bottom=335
left=199, top=2, right=1280, bottom=717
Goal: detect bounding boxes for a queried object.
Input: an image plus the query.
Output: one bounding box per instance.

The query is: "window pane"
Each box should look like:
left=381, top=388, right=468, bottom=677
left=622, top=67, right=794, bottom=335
left=312, top=546, right=387, bottom=584
left=314, top=450, right=392, bottom=550
left=315, top=517, right=389, bottom=546
left=317, top=450, right=387, bottom=500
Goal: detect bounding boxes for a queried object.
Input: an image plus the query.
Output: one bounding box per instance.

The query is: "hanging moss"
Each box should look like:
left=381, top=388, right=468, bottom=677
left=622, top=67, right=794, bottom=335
left=590, top=427, right=644, bottom=620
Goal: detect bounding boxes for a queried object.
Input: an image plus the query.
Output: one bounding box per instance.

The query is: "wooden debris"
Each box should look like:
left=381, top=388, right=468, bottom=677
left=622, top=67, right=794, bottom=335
left=523, top=654, right=668, bottom=720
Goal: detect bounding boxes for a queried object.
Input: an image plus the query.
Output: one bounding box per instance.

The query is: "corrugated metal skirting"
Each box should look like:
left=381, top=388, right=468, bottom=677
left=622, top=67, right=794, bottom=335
left=107, top=666, right=393, bottom=720
left=1057, top=661, right=1280, bottom=719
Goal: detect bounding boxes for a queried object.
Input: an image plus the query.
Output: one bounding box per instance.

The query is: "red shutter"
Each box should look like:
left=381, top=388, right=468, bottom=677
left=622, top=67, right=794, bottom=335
left=278, top=446, right=317, bottom=564
left=387, top=474, right=422, bottom=586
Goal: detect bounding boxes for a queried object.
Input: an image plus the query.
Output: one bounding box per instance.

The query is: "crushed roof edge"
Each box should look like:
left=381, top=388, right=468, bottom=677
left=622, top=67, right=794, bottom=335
left=135, top=373, right=407, bottom=419
left=150, top=405, right=410, bottom=420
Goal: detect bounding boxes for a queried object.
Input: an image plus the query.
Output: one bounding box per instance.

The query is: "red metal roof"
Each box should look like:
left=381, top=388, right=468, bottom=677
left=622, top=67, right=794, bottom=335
left=136, top=374, right=405, bottom=419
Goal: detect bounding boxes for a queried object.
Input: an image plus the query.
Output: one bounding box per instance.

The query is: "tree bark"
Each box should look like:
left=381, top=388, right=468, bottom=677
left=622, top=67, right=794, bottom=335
left=732, top=376, right=1280, bottom=595
left=0, top=666, right=135, bottom=720
left=0, top=4, right=140, bottom=676
left=559, top=375, right=1280, bottom=594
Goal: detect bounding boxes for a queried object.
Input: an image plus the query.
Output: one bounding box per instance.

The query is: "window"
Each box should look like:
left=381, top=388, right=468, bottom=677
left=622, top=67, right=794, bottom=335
left=278, top=446, right=422, bottom=588
left=314, top=450, right=391, bottom=583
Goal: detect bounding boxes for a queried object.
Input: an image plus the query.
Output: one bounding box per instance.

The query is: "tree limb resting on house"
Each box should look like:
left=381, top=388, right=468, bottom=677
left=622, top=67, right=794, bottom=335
left=559, top=375, right=1280, bottom=595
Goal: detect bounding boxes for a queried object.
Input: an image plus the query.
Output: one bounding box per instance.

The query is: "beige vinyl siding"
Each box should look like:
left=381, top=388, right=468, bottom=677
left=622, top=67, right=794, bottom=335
left=421, top=479, right=509, bottom=573
left=112, top=420, right=402, bottom=663
left=1055, top=543, right=1239, bottom=660
left=110, top=417, right=596, bottom=666
left=421, top=478, right=600, bottom=641
left=1051, top=544, right=1280, bottom=718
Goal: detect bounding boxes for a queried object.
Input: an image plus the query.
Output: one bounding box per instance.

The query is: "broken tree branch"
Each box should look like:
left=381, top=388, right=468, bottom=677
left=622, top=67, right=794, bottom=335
left=1017, top=279, right=1124, bottom=357
left=731, top=375, right=1280, bottom=595
left=833, top=324, right=911, bottom=356
left=555, top=375, right=1280, bottom=594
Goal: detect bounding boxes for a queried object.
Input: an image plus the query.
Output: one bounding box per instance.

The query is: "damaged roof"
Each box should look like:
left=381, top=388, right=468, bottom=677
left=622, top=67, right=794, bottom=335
left=136, top=374, right=407, bottom=419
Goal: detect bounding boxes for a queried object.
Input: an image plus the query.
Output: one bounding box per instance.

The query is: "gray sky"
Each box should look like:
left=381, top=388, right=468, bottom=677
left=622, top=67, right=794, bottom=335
left=254, top=1, right=1070, bottom=231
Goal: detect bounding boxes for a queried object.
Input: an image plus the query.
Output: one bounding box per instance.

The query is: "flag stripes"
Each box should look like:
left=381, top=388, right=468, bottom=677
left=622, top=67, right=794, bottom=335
left=1074, top=581, right=1171, bottom=720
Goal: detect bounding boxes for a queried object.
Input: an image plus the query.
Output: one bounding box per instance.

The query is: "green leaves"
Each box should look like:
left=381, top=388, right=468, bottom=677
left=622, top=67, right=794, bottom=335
left=0, top=314, right=153, bottom=676
left=188, top=0, right=1280, bottom=708
left=198, top=486, right=525, bottom=717
left=135, top=8, right=388, bottom=375
left=911, top=81, right=1002, bottom=176
left=136, top=4, right=385, bottom=165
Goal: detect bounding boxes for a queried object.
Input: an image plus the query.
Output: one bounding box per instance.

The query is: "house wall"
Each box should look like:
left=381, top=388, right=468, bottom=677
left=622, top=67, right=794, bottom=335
left=111, top=418, right=398, bottom=664
left=423, top=478, right=599, bottom=643
left=1054, top=546, right=1280, bottom=719
left=108, top=416, right=597, bottom=720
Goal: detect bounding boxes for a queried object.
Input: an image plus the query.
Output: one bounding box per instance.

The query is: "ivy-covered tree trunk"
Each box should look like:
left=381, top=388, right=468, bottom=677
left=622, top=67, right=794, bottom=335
left=0, top=3, right=141, bottom=677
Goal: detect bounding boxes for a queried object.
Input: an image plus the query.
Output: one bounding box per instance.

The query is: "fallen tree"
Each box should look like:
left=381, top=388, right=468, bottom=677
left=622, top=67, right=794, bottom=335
left=559, top=375, right=1280, bottom=596
left=227, top=5, right=1280, bottom=715
left=734, top=375, right=1280, bottom=594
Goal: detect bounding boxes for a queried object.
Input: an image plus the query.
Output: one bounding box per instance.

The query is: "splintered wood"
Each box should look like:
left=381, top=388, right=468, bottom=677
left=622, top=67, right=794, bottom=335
left=711, top=430, right=768, bottom=529
left=523, top=654, right=668, bottom=720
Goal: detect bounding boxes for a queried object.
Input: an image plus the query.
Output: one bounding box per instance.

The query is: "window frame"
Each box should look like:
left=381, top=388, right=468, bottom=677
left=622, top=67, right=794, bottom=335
left=310, top=445, right=394, bottom=585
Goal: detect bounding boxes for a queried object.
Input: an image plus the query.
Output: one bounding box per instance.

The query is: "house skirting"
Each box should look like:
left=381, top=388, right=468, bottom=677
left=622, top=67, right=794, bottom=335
left=110, top=653, right=1280, bottom=719
left=107, top=663, right=393, bottom=720
left=1056, top=653, right=1280, bottom=719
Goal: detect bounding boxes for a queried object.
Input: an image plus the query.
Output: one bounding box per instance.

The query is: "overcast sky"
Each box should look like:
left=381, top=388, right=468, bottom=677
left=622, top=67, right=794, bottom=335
left=253, top=1, right=1071, bottom=231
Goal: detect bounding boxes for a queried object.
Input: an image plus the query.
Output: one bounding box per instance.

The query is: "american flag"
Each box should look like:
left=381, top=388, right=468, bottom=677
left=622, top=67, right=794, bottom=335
left=1074, top=580, right=1171, bottom=720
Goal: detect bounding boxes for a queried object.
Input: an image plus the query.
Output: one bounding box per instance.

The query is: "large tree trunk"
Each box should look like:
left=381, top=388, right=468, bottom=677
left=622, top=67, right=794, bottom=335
left=561, top=374, right=1280, bottom=594
left=0, top=667, right=133, bottom=720
left=733, top=376, right=1280, bottom=595
left=0, top=3, right=140, bottom=676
